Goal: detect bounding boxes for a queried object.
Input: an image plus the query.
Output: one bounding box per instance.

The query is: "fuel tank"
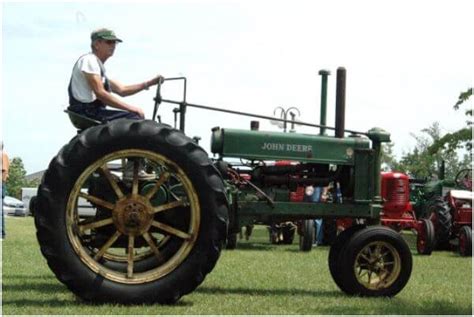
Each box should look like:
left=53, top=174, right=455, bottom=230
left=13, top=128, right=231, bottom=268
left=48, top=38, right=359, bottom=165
left=211, top=128, right=371, bottom=165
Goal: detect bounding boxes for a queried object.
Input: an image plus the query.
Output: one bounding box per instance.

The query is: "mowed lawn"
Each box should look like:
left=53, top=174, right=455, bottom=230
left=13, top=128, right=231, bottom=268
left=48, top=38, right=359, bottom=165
left=1, top=216, right=472, bottom=315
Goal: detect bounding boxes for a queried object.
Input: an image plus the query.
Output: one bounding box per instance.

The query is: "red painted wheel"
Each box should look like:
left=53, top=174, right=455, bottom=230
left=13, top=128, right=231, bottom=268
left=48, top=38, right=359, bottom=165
left=416, top=219, right=435, bottom=255
left=458, top=226, right=472, bottom=257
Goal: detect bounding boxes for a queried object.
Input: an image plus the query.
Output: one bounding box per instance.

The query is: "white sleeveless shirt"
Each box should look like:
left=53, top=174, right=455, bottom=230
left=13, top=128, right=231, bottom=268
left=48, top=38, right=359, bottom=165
left=70, top=53, right=108, bottom=103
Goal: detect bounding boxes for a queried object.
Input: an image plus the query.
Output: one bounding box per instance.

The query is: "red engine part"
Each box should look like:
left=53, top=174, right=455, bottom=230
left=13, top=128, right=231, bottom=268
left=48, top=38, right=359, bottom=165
left=380, top=172, right=420, bottom=232
left=290, top=186, right=304, bottom=202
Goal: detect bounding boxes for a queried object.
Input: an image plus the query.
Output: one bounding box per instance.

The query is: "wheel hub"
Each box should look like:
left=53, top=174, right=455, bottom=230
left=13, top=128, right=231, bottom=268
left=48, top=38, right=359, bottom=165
left=113, top=196, right=153, bottom=236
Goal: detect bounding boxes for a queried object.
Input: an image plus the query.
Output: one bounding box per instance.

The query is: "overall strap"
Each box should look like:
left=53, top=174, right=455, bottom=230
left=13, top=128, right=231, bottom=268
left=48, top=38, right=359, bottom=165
left=68, top=53, right=111, bottom=106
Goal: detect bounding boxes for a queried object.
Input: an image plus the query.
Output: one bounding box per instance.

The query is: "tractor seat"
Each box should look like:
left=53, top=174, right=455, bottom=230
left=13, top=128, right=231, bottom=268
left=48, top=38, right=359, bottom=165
left=65, top=109, right=101, bottom=131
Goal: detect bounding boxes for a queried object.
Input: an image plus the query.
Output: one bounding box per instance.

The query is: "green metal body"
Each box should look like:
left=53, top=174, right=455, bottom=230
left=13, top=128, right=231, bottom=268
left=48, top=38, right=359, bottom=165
left=211, top=128, right=370, bottom=164
left=212, top=127, right=390, bottom=228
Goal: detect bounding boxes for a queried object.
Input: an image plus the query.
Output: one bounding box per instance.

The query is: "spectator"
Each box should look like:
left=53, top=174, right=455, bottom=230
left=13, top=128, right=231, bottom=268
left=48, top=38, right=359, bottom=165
left=1, top=142, right=10, bottom=239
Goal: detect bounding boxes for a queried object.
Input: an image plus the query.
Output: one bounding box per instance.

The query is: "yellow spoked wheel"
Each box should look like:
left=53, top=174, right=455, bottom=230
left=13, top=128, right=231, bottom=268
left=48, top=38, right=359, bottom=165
left=66, top=149, right=199, bottom=284
left=353, top=241, right=401, bottom=290
left=35, top=120, right=228, bottom=304
left=335, top=226, right=412, bottom=297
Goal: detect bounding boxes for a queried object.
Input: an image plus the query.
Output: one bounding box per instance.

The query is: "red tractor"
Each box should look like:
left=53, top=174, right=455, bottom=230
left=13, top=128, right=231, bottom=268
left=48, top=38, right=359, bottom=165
left=379, top=172, right=436, bottom=255
left=423, top=168, right=472, bottom=256
left=443, top=189, right=472, bottom=256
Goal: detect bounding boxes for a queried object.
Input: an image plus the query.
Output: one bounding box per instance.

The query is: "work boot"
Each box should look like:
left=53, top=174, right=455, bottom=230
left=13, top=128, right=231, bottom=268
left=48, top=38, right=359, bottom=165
left=123, top=159, right=156, bottom=181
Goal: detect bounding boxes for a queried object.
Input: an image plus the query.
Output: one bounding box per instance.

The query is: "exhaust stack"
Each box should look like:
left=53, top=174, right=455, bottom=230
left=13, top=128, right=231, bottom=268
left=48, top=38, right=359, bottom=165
left=318, top=69, right=330, bottom=135
left=335, top=67, right=346, bottom=138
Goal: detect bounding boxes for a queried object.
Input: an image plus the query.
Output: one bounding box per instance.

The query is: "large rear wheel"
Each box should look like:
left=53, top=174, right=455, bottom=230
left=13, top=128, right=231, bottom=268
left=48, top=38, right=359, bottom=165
left=35, top=120, right=228, bottom=304
left=426, top=200, right=452, bottom=250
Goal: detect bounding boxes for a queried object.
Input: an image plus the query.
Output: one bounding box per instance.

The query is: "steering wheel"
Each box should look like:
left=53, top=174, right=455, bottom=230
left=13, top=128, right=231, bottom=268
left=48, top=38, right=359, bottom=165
left=455, top=168, right=472, bottom=190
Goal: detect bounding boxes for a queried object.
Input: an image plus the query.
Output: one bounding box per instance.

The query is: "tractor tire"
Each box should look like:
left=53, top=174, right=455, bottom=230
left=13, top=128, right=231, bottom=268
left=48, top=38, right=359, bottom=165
left=427, top=200, right=452, bottom=250
left=322, top=218, right=338, bottom=246
left=282, top=223, right=296, bottom=244
left=299, top=219, right=315, bottom=251
left=226, top=233, right=238, bottom=250
left=458, top=226, right=472, bottom=257
left=34, top=119, right=228, bottom=304
left=269, top=226, right=280, bottom=244
left=328, top=225, right=366, bottom=292
left=29, top=195, right=37, bottom=217
left=337, top=226, right=412, bottom=297
left=416, top=219, right=435, bottom=255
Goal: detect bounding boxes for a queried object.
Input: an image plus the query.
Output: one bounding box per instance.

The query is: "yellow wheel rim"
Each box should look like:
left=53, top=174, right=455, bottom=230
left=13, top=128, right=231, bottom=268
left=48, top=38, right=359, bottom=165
left=353, top=241, right=401, bottom=290
left=66, top=149, right=200, bottom=284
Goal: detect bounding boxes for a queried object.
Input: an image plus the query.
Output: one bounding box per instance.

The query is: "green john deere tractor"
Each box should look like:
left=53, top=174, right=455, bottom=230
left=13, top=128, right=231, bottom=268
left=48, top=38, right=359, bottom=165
left=34, top=67, right=413, bottom=304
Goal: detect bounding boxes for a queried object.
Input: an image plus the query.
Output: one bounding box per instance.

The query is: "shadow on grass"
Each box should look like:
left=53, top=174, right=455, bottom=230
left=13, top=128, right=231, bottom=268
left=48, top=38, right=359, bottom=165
left=196, top=285, right=340, bottom=298
left=4, top=274, right=56, bottom=280
left=2, top=281, right=67, bottom=293
left=314, top=298, right=472, bottom=315
left=230, top=243, right=275, bottom=251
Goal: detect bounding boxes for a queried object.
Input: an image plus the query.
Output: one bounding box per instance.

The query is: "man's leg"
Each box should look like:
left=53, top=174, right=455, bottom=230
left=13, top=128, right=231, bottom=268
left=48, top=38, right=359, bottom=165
left=94, top=108, right=141, bottom=122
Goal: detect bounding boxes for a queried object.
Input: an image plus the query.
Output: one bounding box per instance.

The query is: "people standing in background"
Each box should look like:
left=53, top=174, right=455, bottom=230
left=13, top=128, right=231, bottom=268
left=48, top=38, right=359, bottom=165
left=2, top=142, right=10, bottom=239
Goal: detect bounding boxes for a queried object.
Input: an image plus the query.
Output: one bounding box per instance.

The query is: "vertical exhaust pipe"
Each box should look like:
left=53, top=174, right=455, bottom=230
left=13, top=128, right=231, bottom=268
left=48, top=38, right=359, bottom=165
left=335, top=67, right=346, bottom=138
left=318, top=69, right=330, bottom=135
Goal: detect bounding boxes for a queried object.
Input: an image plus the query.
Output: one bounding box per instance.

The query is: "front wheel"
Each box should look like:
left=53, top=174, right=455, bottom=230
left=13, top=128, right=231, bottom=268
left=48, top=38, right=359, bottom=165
left=35, top=120, right=228, bottom=304
left=416, top=219, right=435, bottom=255
left=299, top=220, right=315, bottom=251
left=337, top=226, right=412, bottom=297
left=458, top=226, right=472, bottom=256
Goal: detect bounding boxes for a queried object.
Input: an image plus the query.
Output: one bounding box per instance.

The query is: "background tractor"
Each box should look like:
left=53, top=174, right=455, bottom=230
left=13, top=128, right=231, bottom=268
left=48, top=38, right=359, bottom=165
left=379, top=172, right=436, bottom=255
left=415, top=167, right=472, bottom=255
left=34, top=67, right=413, bottom=304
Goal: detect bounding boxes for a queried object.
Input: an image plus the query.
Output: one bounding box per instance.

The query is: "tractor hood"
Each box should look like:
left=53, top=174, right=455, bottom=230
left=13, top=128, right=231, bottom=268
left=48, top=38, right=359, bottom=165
left=211, top=128, right=371, bottom=165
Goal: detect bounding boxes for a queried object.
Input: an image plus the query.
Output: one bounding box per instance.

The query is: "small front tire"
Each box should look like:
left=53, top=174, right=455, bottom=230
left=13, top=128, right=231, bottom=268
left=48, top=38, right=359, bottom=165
left=337, top=226, right=413, bottom=297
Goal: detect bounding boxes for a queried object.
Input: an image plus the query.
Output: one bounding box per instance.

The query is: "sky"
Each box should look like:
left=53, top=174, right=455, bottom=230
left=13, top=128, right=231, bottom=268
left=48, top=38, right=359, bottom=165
left=1, top=0, right=473, bottom=174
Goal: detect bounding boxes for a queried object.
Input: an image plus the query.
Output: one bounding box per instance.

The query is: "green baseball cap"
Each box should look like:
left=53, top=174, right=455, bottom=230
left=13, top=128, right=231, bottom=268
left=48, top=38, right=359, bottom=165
left=91, top=28, right=123, bottom=42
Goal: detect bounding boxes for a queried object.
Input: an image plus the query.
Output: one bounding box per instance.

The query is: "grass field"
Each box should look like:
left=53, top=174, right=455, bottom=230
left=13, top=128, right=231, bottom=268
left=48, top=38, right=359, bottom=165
left=1, top=216, right=472, bottom=315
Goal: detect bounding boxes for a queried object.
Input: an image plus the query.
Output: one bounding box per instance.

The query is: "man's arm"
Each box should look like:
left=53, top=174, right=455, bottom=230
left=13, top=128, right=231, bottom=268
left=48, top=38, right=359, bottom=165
left=83, top=72, right=144, bottom=118
left=109, top=75, right=164, bottom=97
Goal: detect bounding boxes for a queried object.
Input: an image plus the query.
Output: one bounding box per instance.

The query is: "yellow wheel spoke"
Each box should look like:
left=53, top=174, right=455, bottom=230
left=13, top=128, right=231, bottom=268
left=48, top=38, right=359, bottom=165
left=359, top=253, right=371, bottom=263
left=152, top=200, right=188, bottom=214
left=368, top=270, right=373, bottom=284
left=151, top=221, right=192, bottom=240
left=145, top=172, right=171, bottom=200
left=374, top=244, right=382, bottom=257
left=79, top=217, right=114, bottom=233
left=142, top=232, right=162, bottom=259
left=132, top=160, right=139, bottom=195
left=99, top=165, right=124, bottom=199
left=79, top=192, right=115, bottom=210
left=94, top=231, right=121, bottom=261
left=127, top=235, right=135, bottom=278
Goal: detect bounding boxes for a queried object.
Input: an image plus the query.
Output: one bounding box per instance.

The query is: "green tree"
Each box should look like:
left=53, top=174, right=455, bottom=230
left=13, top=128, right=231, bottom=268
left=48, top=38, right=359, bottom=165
left=429, top=88, right=472, bottom=155
left=381, top=142, right=401, bottom=172
left=5, top=157, right=38, bottom=199
left=398, top=122, right=461, bottom=180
